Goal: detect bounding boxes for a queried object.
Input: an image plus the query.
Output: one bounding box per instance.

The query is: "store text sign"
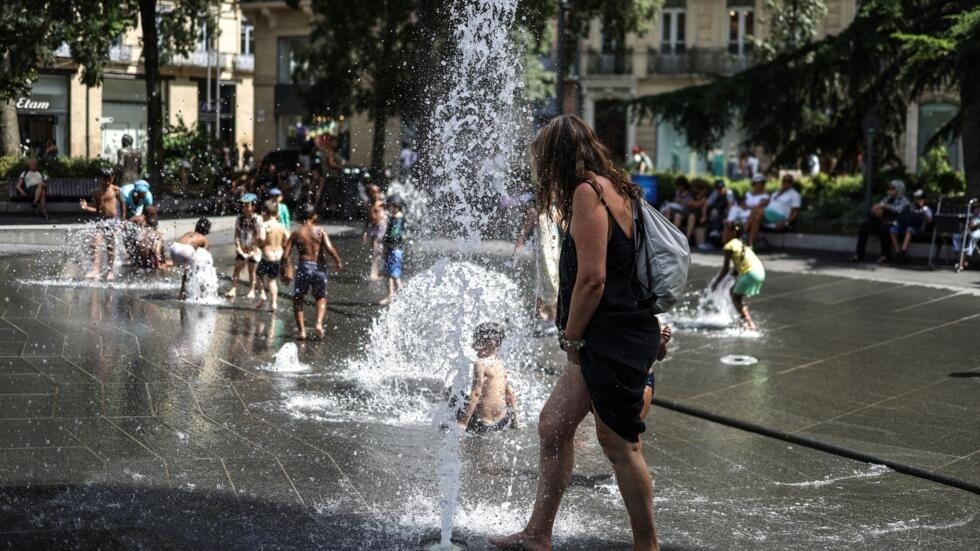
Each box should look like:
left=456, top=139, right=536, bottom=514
left=16, top=97, right=52, bottom=110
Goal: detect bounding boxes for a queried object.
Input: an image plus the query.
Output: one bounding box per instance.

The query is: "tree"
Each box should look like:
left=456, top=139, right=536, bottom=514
left=0, top=1, right=212, bottom=188
left=0, top=2, right=132, bottom=155
left=294, top=0, right=661, bottom=173
left=630, top=0, right=980, bottom=199
left=134, top=0, right=213, bottom=187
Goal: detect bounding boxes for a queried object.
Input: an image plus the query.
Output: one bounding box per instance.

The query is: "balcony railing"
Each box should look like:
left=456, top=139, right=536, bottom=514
left=109, top=45, right=134, bottom=63
left=169, top=51, right=239, bottom=69
left=234, top=54, right=254, bottom=72
left=585, top=49, right=633, bottom=76
left=647, top=47, right=753, bottom=76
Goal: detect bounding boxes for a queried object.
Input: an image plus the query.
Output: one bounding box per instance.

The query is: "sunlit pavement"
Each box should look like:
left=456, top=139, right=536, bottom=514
left=0, top=230, right=977, bottom=550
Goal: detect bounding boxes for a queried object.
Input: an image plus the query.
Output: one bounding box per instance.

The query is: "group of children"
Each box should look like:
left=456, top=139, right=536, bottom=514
left=220, top=194, right=342, bottom=340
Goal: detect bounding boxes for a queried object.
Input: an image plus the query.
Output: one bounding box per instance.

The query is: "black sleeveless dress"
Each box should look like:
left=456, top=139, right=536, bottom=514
left=556, top=195, right=660, bottom=443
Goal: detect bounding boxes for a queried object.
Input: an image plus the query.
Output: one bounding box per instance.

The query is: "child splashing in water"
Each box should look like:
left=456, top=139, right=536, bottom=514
left=711, top=220, right=765, bottom=331
left=456, top=322, right=519, bottom=433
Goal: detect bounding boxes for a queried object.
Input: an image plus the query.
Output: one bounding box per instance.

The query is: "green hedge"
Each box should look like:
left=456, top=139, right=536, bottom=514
left=637, top=168, right=967, bottom=234
left=0, top=156, right=112, bottom=180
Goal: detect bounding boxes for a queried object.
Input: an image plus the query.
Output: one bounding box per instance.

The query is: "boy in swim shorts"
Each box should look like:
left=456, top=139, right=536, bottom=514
left=79, top=168, right=123, bottom=281
left=456, top=322, right=520, bottom=433
left=169, top=218, right=211, bottom=300
left=256, top=200, right=288, bottom=312
left=282, top=204, right=343, bottom=340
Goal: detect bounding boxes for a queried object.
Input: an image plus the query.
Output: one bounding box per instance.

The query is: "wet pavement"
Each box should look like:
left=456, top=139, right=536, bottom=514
left=0, top=231, right=978, bottom=550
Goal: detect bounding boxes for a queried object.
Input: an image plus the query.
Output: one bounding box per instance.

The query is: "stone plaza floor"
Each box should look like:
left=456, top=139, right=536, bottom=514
left=0, top=230, right=978, bottom=549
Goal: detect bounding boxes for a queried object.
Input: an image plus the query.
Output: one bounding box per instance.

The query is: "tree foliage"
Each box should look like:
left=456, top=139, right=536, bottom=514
left=753, top=0, right=828, bottom=62
left=294, top=0, right=660, bottom=171
left=0, top=0, right=213, bottom=183
left=630, top=0, right=980, bottom=199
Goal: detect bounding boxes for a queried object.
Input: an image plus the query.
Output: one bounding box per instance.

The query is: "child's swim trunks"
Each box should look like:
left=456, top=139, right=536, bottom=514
left=293, top=261, right=328, bottom=299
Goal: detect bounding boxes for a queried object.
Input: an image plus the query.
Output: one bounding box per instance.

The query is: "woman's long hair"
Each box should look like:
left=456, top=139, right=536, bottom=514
left=531, top=115, right=640, bottom=222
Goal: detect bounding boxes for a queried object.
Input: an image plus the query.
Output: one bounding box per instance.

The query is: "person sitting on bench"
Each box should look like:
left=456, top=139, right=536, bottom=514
left=745, top=174, right=801, bottom=247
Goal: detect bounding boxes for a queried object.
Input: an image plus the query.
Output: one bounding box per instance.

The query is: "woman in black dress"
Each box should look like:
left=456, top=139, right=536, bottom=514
left=492, top=115, right=662, bottom=550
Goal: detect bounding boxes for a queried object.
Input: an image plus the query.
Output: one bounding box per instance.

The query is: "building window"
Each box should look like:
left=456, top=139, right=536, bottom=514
left=918, top=102, right=961, bottom=171
left=196, top=21, right=210, bottom=52
left=661, top=5, right=686, bottom=54
left=277, top=36, right=308, bottom=84
left=728, top=2, right=755, bottom=56
left=240, top=22, right=254, bottom=56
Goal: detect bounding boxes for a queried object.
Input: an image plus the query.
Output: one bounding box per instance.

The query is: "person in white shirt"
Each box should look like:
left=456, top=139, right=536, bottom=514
left=746, top=174, right=801, bottom=247
left=14, top=157, right=49, bottom=219
left=728, top=174, right=770, bottom=225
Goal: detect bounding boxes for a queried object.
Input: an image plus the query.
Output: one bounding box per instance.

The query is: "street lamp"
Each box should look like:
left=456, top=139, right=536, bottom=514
left=861, top=110, right=881, bottom=214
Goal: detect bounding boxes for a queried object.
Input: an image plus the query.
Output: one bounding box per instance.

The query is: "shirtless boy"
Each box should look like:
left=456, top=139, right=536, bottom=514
left=256, top=200, right=289, bottom=312
left=169, top=218, right=211, bottom=300
left=457, top=322, right=519, bottom=433
left=79, top=168, right=124, bottom=280
left=282, top=204, right=343, bottom=340
left=363, top=184, right=387, bottom=281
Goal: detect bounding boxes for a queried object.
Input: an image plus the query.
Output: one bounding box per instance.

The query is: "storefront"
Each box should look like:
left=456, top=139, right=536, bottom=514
left=101, top=77, right=156, bottom=159
left=16, top=74, right=70, bottom=157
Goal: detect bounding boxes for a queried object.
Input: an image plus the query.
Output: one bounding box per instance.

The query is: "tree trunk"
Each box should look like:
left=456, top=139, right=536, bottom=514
left=0, top=100, right=18, bottom=156
left=139, top=0, right=164, bottom=187
left=961, top=73, right=980, bottom=200
left=370, top=109, right=388, bottom=177
left=0, top=53, right=19, bottom=156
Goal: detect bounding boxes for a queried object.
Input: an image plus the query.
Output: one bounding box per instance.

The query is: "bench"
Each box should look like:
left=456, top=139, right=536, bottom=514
left=6, top=177, right=99, bottom=202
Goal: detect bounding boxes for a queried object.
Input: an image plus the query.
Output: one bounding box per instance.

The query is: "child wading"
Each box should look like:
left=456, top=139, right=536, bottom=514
left=79, top=168, right=123, bottom=281
left=379, top=195, right=406, bottom=305
left=712, top=220, right=765, bottom=330
left=256, top=200, right=289, bottom=312
left=169, top=218, right=212, bottom=301
left=456, top=323, right=519, bottom=433
left=226, top=194, right=264, bottom=299
left=282, top=204, right=343, bottom=340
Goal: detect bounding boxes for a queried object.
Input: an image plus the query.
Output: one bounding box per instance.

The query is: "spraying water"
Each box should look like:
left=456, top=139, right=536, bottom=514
left=266, top=343, right=309, bottom=373
left=419, top=1, right=531, bottom=545
left=183, top=249, right=221, bottom=304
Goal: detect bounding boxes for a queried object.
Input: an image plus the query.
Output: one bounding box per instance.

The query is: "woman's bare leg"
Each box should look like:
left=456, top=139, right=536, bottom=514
left=490, top=362, right=593, bottom=550
left=594, top=416, right=660, bottom=551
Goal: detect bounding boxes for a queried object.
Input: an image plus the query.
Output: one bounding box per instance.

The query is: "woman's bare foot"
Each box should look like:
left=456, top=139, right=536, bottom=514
left=489, top=532, right=551, bottom=550
left=105, top=272, right=115, bottom=282
left=378, top=297, right=391, bottom=306
left=295, top=331, right=307, bottom=341
left=85, top=270, right=99, bottom=280
left=313, top=326, right=325, bottom=338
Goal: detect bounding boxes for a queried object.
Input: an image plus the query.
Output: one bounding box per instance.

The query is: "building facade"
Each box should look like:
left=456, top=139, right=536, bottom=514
left=14, top=1, right=254, bottom=161
left=577, top=0, right=962, bottom=174
left=241, top=0, right=401, bottom=168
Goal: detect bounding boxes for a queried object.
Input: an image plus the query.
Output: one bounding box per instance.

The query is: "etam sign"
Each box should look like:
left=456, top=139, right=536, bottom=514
left=16, top=97, right=52, bottom=110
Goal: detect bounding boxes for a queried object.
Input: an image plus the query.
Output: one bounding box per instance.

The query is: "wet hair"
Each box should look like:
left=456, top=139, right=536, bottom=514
left=297, top=203, right=317, bottom=222
left=195, top=217, right=211, bottom=235
left=532, top=115, right=640, bottom=220
left=265, top=199, right=278, bottom=216
left=122, top=134, right=133, bottom=147
left=473, top=322, right=506, bottom=349
left=727, top=220, right=744, bottom=235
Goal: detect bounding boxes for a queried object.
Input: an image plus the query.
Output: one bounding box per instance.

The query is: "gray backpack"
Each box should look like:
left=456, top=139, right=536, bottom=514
left=631, top=198, right=691, bottom=313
